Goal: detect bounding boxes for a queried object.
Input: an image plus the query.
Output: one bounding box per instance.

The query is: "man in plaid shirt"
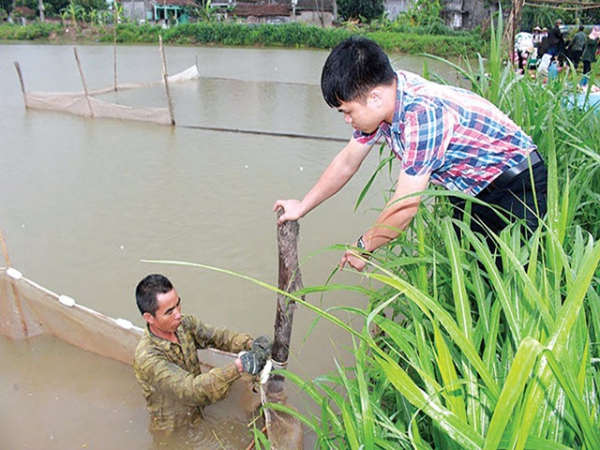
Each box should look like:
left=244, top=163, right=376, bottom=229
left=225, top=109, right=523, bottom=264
left=274, top=36, right=547, bottom=272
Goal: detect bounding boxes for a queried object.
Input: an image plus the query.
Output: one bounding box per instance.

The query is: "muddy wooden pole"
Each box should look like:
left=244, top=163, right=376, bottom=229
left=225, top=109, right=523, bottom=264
left=262, top=210, right=303, bottom=450
left=271, top=210, right=303, bottom=372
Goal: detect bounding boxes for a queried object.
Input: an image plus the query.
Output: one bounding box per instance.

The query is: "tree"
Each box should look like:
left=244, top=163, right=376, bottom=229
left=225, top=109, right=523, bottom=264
left=337, top=0, right=384, bottom=23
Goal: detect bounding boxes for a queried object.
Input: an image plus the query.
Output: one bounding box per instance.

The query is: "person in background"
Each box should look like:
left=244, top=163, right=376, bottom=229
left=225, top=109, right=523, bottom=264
left=547, top=19, right=566, bottom=64
left=581, top=26, right=600, bottom=85
left=538, top=27, right=550, bottom=60
left=532, top=26, right=543, bottom=48
left=133, top=273, right=272, bottom=434
left=273, top=36, right=547, bottom=272
left=568, top=25, right=587, bottom=70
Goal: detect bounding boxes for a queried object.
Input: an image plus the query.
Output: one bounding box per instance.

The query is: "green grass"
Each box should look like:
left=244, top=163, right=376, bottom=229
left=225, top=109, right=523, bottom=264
left=0, top=21, right=485, bottom=57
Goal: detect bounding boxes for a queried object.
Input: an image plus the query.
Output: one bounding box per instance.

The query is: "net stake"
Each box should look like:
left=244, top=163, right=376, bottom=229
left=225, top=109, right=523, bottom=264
left=159, top=36, right=176, bottom=126
left=73, top=47, right=94, bottom=118
left=261, top=210, right=303, bottom=450
left=13, top=61, right=27, bottom=108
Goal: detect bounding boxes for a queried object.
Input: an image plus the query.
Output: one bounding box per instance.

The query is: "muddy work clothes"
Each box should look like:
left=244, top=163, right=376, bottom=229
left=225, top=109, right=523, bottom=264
left=134, top=315, right=252, bottom=432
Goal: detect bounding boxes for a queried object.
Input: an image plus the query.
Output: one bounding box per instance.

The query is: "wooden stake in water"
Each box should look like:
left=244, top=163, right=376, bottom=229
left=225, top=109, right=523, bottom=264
left=113, top=18, right=118, bottom=91
left=13, top=61, right=27, bottom=108
left=262, top=210, right=303, bottom=450
left=271, top=211, right=302, bottom=371
left=0, top=226, right=29, bottom=337
left=159, top=36, right=176, bottom=126
left=73, top=47, right=94, bottom=118
left=0, top=226, right=12, bottom=268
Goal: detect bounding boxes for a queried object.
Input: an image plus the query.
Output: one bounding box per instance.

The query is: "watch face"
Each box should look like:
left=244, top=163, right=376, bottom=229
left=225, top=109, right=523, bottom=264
left=357, top=236, right=366, bottom=250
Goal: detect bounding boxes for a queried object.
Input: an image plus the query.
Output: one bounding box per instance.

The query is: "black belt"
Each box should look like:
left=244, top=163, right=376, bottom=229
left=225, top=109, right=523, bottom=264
left=481, top=151, right=543, bottom=195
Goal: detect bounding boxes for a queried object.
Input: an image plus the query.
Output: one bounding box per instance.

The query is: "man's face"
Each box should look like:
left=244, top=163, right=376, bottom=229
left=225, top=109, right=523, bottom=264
left=337, top=94, right=383, bottom=134
left=145, top=288, right=182, bottom=335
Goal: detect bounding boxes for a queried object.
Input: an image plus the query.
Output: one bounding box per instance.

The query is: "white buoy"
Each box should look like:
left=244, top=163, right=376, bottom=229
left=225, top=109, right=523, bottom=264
left=115, top=318, right=133, bottom=329
left=7, top=267, right=23, bottom=280
left=58, top=295, right=76, bottom=307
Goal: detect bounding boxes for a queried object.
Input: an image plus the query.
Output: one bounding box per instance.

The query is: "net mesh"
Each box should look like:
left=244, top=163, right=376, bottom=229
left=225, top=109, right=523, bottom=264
left=19, top=65, right=200, bottom=125
left=0, top=266, right=236, bottom=370
left=0, top=268, right=141, bottom=364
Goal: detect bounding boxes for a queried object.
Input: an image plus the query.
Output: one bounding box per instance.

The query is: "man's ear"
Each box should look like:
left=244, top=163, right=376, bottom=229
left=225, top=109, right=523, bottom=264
left=142, top=312, right=154, bottom=325
left=367, top=88, right=384, bottom=107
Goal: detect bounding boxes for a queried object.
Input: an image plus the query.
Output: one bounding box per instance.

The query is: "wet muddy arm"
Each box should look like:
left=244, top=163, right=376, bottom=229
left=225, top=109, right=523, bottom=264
left=145, top=357, right=241, bottom=406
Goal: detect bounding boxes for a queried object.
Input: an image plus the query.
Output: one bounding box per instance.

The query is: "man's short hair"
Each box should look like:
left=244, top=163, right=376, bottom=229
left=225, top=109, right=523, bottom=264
left=321, top=36, right=396, bottom=109
left=136, top=274, right=173, bottom=316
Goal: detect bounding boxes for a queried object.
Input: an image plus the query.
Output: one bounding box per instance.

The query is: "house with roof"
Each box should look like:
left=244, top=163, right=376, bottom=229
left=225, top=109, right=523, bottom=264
left=118, top=0, right=491, bottom=31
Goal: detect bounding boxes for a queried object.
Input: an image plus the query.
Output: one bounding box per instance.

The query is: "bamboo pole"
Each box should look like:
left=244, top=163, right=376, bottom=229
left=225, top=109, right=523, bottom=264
left=113, top=17, right=118, bottom=91
left=13, top=61, right=27, bottom=108
left=159, top=35, right=176, bottom=126
left=73, top=47, right=95, bottom=118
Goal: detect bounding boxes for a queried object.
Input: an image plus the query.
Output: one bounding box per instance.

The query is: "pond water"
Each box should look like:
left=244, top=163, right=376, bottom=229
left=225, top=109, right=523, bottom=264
left=0, top=42, right=458, bottom=449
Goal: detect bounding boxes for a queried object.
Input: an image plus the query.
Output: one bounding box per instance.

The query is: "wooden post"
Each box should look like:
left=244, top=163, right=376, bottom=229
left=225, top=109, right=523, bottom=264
left=0, top=226, right=29, bottom=337
left=159, top=35, right=176, bottom=126
left=73, top=47, right=95, bottom=118
left=13, top=61, right=28, bottom=108
left=113, top=20, right=118, bottom=91
left=261, top=211, right=303, bottom=450
left=271, top=211, right=303, bottom=373
left=0, top=226, right=12, bottom=268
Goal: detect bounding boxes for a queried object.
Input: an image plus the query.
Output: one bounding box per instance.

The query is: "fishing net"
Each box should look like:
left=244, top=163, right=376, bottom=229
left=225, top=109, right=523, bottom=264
left=0, top=264, right=238, bottom=371
left=0, top=267, right=141, bottom=364
left=17, top=64, right=200, bottom=126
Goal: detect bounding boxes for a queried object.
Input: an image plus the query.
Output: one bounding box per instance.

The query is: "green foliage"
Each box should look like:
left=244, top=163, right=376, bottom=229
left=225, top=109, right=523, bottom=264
left=404, top=0, right=444, bottom=28
left=521, top=4, right=600, bottom=31
left=337, top=0, right=385, bottom=23
left=365, top=30, right=483, bottom=56
left=0, top=21, right=62, bottom=39
left=0, top=20, right=483, bottom=58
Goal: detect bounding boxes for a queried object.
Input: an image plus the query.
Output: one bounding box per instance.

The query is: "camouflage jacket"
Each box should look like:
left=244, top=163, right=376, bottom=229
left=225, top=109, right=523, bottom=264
left=133, top=314, right=252, bottom=432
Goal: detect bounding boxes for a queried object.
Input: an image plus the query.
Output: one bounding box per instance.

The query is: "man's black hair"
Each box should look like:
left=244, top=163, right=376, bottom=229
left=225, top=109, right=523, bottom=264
left=136, top=274, right=173, bottom=316
left=321, top=36, right=396, bottom=109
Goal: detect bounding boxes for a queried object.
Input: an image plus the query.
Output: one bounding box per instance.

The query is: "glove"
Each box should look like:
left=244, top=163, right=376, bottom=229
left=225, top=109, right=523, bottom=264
left=252, top=335, right=273, bottom=357
left=239, top=349, right=267, bottom=376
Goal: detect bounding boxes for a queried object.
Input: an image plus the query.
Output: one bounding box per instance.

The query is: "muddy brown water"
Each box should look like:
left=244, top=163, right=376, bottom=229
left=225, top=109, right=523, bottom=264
left=0, top=43, right=457, bottom=449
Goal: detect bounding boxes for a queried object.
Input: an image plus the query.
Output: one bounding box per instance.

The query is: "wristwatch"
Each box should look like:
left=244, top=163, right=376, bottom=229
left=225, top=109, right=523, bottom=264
left=357, top=235, right=367, bottom=252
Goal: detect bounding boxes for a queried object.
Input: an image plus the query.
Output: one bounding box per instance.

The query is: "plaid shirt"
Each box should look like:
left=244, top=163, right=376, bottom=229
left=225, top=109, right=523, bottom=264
left=354, top=71, right=537, bottom=196
left=133, top=315, right=252, bottom=432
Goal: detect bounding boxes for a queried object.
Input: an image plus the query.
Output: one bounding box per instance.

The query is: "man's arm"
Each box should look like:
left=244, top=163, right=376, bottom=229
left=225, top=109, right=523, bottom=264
left=134, top=348, right=243, bottom=407
left=273, top=138, right=373, bottom=224
left=340, top=169, right=431, bottom=271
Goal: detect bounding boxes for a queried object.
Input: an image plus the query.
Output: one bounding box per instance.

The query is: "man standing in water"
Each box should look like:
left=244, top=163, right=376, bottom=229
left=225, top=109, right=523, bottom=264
left=273, top=36, right=547, bottom=271
left=133, top=273, right=272, bottom=433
